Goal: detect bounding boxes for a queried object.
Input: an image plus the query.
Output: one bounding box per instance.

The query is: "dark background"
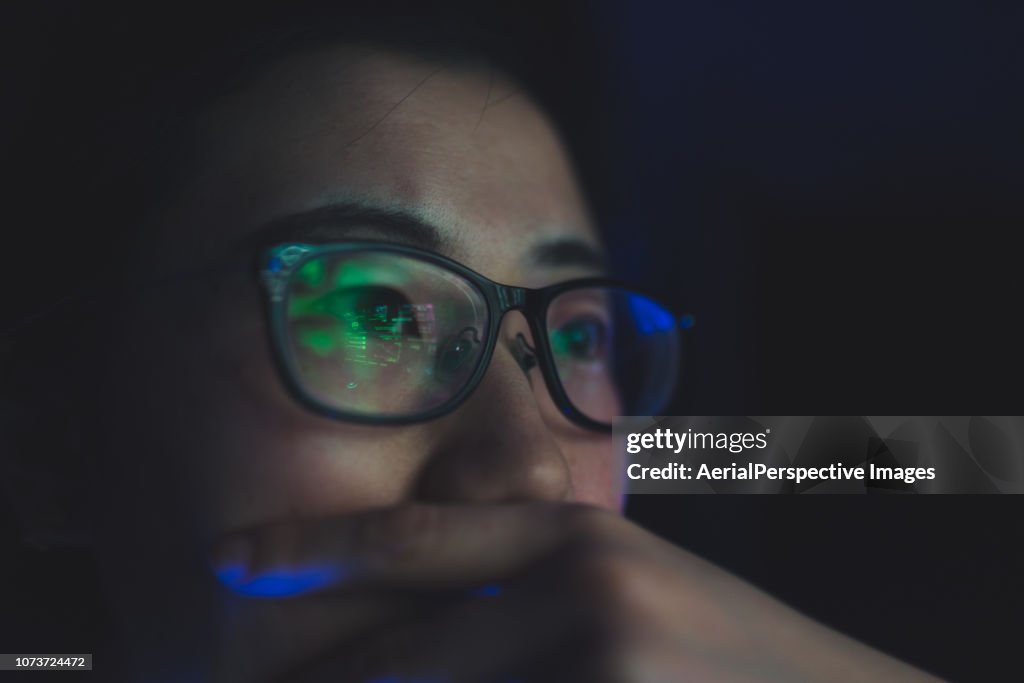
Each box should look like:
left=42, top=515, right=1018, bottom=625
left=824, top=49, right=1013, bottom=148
left=599, top=3, right=1024, bottom=681
left=3, top=2, right=1023, bottom=681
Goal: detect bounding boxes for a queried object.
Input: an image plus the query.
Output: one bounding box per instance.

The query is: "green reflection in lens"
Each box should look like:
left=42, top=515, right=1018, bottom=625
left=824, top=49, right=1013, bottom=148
left=281, top=254, right=488, bottom=414
left=290, top=285, right=424, bottom=368
left=333, top=261, right=384, bottom=289
left=297, top=259, right=324, bottom=287
left=551, top=321, right=600, bottom=360
left=299, top=328, right=336, bottom=356
left=288, top=258, right=414, bottom=365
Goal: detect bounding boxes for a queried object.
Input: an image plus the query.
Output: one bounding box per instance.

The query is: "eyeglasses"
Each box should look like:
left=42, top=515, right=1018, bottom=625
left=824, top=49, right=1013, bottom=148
left=260, top=242, right=684, bottom=432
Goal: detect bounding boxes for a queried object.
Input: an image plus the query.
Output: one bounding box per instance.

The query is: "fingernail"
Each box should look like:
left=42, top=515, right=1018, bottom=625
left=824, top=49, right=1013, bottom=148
left=211, top=536, right=252, bottom=586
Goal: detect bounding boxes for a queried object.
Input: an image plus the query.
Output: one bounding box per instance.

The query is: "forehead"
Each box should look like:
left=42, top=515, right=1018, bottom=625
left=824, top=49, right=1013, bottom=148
left=150, top=45, right=599, bottom=284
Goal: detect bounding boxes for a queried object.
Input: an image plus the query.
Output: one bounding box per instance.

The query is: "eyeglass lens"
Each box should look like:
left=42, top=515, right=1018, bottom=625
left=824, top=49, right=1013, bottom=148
left=547, top=286, right=678, bottom=423
left=281, top=250, right=679, bottom=424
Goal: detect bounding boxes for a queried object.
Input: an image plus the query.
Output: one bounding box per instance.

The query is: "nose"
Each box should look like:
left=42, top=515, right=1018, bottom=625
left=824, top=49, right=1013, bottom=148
left=412, top=312, right=574, bottom=503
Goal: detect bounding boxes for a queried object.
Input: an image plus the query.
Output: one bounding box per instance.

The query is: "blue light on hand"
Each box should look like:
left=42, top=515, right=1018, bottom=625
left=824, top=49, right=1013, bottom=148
left=216, top=563, right=347, bottom=597
left=471, top=583, right=503, bottom=597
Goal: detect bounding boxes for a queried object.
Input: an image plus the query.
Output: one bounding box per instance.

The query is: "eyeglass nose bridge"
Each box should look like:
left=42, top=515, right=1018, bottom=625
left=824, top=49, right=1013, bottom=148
left=490, top=284, right=548, bottom=340
left=489, top=283, right=546, bottom=359
left=483, top=282, right=612, bottom=433
left=494, top=284, right=528, bottom=312
left=484, top=282, right=570, bottom=418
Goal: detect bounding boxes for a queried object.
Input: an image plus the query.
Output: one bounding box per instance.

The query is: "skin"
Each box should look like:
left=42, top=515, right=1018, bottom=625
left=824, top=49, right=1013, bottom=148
left=51, top=47, right=941, bottom=681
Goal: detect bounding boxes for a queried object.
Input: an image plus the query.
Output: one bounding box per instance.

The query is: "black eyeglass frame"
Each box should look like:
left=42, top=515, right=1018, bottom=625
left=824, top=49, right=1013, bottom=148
left=261, top=241, right=685, bottom=433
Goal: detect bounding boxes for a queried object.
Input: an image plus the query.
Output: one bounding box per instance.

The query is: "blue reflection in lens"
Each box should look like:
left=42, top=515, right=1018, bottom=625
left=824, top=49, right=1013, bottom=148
left=217, top=564, right=346, bottom=597
left=680, top=313, right=696, bottom=329
left=628, top=294, right=675, bottom=335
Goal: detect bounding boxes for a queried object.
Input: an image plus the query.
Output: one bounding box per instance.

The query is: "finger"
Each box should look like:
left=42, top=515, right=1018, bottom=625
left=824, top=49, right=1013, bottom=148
left=214, top=590, right=446, bottom=683
left=270, top=570, right=578, bottom=683
left=211, top=502, right=630, bottom=597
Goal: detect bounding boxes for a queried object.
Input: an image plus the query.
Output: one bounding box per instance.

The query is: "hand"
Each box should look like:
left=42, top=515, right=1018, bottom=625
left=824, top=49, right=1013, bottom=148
left=211, top=503, right=942, bottom=682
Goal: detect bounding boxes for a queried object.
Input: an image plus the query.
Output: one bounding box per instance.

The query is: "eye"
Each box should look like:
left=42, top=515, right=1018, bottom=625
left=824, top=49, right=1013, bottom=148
left=302, top=286, right=421, bottom=334
left=435, top=326, right=481, bottom=379
left=551, top=317, right=607, bottom=361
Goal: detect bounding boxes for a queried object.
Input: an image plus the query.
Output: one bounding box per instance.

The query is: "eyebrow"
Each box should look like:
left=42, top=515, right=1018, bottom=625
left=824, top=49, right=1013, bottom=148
left=243, top=200, right=608, bottom=273
left=244, top=202, right=450, bottom=254
left=527, top=237, right=608, bottom=273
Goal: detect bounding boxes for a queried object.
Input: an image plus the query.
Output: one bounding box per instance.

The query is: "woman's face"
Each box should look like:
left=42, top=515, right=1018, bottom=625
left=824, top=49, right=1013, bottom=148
left=91, top=46, right=620, bottom=678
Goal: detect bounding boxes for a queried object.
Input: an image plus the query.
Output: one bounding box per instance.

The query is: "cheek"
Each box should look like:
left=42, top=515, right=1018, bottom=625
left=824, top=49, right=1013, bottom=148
left=182, top=345, right=435, bottom=537
left=91, top=292, right=448, bottom=676
left=99, top=284, right=427, bottom=538
left=530, top=364, right=621, bottom=511
left=561, top=435, right=622, bottom=511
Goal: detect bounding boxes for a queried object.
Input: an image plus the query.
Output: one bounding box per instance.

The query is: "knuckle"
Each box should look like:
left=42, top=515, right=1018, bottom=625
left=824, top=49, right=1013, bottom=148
left=354, top=504, right=442, bottom=558
left=564, top=545, right=653, bottom=637
left=555, top=541, right=668, bottom=663
left=572, top=547, right=636, bottom=598
left=577, top=625, right=647, bottom=683
left=559, top=502, right=624, bottom=541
